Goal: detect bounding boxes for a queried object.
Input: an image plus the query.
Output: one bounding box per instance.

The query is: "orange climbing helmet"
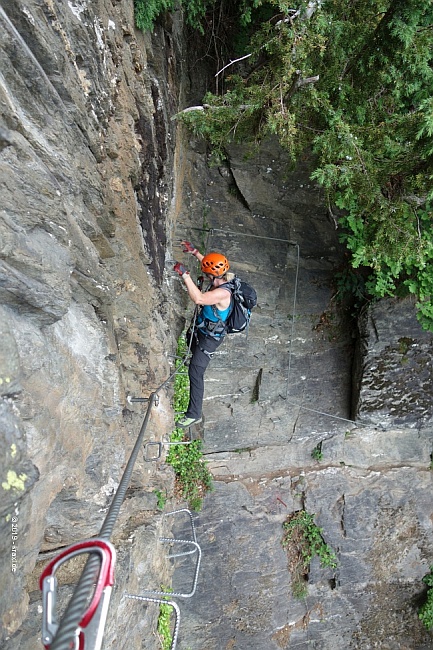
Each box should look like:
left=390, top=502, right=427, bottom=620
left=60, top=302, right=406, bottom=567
left=201, top=252, right=230, bottom=277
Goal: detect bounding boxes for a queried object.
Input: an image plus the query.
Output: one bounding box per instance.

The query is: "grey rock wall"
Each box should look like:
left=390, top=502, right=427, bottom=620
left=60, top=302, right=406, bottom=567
left=0, top=1, right=183, bottom=647
left=171, top=138, right=433, bottom=649
left=1, top=1, right=432, bottom=649
left=353, top=297, right=433, bottom=430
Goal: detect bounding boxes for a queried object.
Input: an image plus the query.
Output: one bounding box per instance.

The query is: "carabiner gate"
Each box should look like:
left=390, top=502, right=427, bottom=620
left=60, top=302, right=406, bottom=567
left=40, top=538, right=116, bottom=650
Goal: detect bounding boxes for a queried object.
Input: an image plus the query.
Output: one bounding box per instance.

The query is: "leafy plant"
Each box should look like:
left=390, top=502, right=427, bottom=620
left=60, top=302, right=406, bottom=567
left=172, top=334, right=190, bottom=416
left=134, top=0, right=263, bottom=34
left=282, top=510, right=337, bottom=598
left=419, top=565, right=433, bottom=630
left=167, top=430, right=213, bottom=510
left=157, top=588, right=174, bottom=650
left=134, top=0, right=175, bottom=32
left=154, top=489, right=167, bottom=510
left=311, top=442, right=323, bottom=461
left=134, top=0, right=210, bottom=32
left=166, top=335, right=213, bottom=510
left=333, top=267, right=368, bottom=311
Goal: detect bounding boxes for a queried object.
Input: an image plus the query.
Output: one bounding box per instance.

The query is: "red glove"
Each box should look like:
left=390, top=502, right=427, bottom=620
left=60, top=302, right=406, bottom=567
left=181, top=240, right=198, bottom=254
left=173, top=262, right=189, bottom=276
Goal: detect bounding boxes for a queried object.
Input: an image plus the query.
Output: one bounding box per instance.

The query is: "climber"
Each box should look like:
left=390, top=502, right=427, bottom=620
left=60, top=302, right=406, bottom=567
left=173, top=241, right=233, bottom=428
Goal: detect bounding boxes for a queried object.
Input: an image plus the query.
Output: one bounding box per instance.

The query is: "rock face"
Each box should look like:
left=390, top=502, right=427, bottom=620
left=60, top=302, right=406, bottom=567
left=353, top=297, right=433, bottom=429
left=0, top=2, right=183, bottom=647
left=1, top=2, right=433, bottom=650
left=171, top=139, right=433, bottom=649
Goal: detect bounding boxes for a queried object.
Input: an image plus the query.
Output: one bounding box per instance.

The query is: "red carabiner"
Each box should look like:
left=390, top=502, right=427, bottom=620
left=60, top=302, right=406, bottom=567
left=40, top=538, right=116, bottom=650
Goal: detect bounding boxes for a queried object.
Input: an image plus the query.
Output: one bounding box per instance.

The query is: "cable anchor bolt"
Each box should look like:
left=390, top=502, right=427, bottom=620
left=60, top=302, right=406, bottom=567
left=127, top=395, right=159, bottom=406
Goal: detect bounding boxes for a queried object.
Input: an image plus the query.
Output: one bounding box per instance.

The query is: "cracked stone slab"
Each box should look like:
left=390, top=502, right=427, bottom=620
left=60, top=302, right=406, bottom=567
left=353, top=297, right=433, bottom=429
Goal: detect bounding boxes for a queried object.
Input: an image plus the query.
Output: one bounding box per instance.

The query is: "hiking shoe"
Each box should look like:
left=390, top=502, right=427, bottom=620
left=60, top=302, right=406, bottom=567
left=177, top=416, right=202, bottom=428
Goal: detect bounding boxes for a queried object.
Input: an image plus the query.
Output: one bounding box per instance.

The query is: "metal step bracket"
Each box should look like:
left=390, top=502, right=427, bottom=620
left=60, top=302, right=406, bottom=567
left=144, top=434, right=193, bottom=462
left=138, top=509, right=202, bottom=598
left=124, top=594, right=180, bottom=650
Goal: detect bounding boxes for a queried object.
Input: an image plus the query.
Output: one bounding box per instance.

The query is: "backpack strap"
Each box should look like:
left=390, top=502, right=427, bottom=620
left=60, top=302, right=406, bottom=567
left=210, top=297, right=233, bottom=330
left=211, top=279, right=234, bottom=323
left=207, top=285, right=233, bottom=336
left=197, top=281, right=233, bottom=339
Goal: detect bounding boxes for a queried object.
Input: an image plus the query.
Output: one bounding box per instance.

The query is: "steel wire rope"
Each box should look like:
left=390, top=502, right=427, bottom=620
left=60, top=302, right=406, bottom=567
left=282, top=239, right=371, bottom=429
left=2, top=16, right=199, bottom=647
left=48, top=261, right=203, bottom=649
left=192, top=225, right=349, bottom=646
left=285, top=242, right=300, bottom=402
left=47, top=218, right=364, bottom=646
left=0, top=7, right=68, bottom=111
left=191, top=225, right=370, bottom=428
left=190, top=226, right=298, bottom=246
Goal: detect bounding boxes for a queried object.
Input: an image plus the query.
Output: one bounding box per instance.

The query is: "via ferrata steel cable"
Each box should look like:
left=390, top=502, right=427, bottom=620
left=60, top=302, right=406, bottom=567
left=48, top=309, right=198, bottom=649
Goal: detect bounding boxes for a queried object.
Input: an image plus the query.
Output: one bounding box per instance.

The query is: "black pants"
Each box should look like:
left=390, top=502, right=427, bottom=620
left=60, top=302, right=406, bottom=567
left=185, top=330, right=224, bottom=419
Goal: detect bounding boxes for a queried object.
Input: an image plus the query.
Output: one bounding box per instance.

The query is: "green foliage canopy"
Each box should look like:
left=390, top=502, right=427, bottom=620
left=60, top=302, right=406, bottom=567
left=177, top=0, right=433, bottom=329
left=134, top=0, right=263, bottom=33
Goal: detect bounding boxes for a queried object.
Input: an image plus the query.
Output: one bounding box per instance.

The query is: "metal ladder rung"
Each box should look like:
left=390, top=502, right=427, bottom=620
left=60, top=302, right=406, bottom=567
left=143, top=435, right=193, bottom=462
left=163, top=509, right=198, bottom=554
left=124, top=594, right=180, bottom=650
left=139, top=509, right=202, bottom=598
left=141, top=539, right=201, bottom=599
